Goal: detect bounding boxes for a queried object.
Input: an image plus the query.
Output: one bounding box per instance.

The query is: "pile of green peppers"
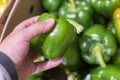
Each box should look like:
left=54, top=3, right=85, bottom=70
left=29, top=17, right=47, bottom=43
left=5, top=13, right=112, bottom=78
left=28, top=0, right=120, bottom=80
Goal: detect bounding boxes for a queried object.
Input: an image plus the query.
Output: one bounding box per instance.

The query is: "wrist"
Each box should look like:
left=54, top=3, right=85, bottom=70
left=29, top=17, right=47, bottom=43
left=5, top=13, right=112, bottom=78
left=0, top=51, right=18, bottom=80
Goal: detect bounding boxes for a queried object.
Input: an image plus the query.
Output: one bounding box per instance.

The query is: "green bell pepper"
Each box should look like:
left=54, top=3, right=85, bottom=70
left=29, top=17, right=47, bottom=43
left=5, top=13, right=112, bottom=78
left=42, top=19, right=77, bottom=59
left=61, top=37, right=83, bottom=70
left=90, top=65, right=120, bottom=80
left=90, top=0, right=120, bottom=18
left=30, top=13, right=57, bottom=54
left=58, top=0, right=93, bottom=29
left=112, top=46, right=120, bottom=65
left=79, top=24, right=117, bottom=68
left=80, top=66, right=96, bottom=80
left=42, top=0, right=64, bottom=11
left=28, top=76, right=43, bottom=80
left=107, top=20, right=116, bottom=35
left=31, top=13, right=79, bottom=59
left=28, top=72, right=44, bottom=80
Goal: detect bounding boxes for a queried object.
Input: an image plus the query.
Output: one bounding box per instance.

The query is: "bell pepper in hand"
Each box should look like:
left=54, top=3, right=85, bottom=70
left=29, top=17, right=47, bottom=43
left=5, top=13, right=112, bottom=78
left=30, top=13, right=57, bottom=54
left=58, top=0, right=93, bottom=29
left=79, top=24, right=117, bottom=68
left=90, top=0, right=120, bottom=18
left=43, top=19, right=77, bottom=59
left=90, top=65, right=120, bottom=80
left=28, top=72, right=44, bottom=80
left=31, top=13, right=83, bottom=59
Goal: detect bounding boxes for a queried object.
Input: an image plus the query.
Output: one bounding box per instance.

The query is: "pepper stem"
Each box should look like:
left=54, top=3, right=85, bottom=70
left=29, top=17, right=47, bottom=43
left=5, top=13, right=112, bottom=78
left=69, top=0, right=76, bottom=11
left=67, top=19, right=84, bottom=34
left=65, top=69, right=78, bottom=80
left=93, top=43, right=106, bottom=68
left=33, top=56, right=45, bottom=63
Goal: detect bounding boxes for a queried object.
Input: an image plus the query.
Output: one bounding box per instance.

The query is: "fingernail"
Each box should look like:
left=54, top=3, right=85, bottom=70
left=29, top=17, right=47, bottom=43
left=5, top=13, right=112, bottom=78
left=45, top=18, right=55, bottom=23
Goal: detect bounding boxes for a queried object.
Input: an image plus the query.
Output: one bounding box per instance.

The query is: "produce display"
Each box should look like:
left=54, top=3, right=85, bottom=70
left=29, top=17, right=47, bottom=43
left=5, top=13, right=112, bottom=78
left=29, top=0, right=120, bottom=80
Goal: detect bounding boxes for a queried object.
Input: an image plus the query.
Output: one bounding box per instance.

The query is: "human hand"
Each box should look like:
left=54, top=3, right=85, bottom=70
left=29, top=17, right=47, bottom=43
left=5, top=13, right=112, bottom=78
left=0, top=16, right=63, bottom=80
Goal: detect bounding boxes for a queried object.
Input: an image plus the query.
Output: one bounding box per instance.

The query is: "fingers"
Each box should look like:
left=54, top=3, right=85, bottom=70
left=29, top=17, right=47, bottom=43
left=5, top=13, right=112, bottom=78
left=33, top=57, right=63, bottom=74
left=12, top=16, right=40, bottom=34
left=11, top=18, right=55, bottom=42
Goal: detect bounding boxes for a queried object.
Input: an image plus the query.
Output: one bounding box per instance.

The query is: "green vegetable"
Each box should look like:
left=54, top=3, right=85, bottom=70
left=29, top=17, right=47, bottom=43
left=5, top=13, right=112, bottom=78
left=30, top=13, right=57, bottom=54
left=58, top=0, right=93, bottom=29
left=80, top=67, right=94, bottom=80
left=112, top=46, right=120, bottom=65
left=28, top=76, right=43, bottom=80
left=28, top=72, right=44, bottom=80
left=42, top=0, right=64, bottom=11
left=79, top=24, right=117, bottom=68
left=42, top=18, right=76, bottom=59
left=90, top=0, right=120, bottom=18
left=61, top=37, right=83, bottom=70
left=31, top=13, right=83, bottom=59
left=107, top=20, right=116, bottom=35
left=90, top=65, right=120, bottom=80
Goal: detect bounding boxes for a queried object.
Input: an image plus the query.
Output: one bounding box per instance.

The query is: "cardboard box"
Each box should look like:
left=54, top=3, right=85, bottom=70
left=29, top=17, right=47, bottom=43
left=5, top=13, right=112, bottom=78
left=0, top=0, right=44, bottom=42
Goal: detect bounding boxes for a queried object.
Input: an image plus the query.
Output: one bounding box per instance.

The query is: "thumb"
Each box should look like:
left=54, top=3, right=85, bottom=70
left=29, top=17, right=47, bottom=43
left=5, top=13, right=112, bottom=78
left=18, top=18, right=55, bottom=42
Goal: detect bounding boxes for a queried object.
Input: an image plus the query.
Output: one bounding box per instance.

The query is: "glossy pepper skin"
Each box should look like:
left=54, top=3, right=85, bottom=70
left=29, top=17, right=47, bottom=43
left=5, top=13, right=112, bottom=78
left=90, top=0, right=120, bottom=18
left=42, top=0, right=64, bottom=11
left=30, top=13, right=57, bottom=54
left=107, top=20, right=116, bottom=35
left=61, top=37, right=82, bottom=70
left=58, top=0, right=93, bottom=29
left=28, top=75, right=43, bottom=80
left=31, top=13, right=77, bottom=59
left=112, top=46, right=120, bottom=65
left=79, top=24, right=117, bottom=68
left=28, top=72, right=44, bottom=80
left=90, top=65, right=120, bottom=80
left=113, top=8, right=120, bottom=43
left=43, top=19, right=76, bottom=59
